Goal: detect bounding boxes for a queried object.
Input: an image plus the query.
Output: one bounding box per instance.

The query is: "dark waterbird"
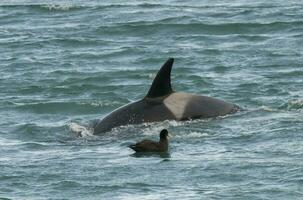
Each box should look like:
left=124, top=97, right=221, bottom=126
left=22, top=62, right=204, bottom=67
left=128, top=129, right=169, bottom=152
left=93, top=58, right=240, bottom=134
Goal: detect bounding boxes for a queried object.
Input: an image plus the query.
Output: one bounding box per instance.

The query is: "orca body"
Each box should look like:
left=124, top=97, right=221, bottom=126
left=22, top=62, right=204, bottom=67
left=93, top=58, right=239, bottom=134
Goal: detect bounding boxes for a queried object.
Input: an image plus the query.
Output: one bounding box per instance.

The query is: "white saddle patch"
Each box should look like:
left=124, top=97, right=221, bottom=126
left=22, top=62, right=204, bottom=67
left=163, top=92, right=192, bottom=120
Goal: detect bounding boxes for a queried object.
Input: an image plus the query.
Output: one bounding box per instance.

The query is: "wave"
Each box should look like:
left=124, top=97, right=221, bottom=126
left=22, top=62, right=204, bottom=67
left=14, top=101, right=123, bottom=114
left=1, top=2, right=301, bottom=10
left=0, top=3, right=81, bottom=12
left=0, top=137, right=51, bottom=148
left=175, top=131, right=209, bottom=138
left=9, top=122, right=67, bottom=143
left=50, top=180, right=82, bottom=188
left=279, top=99, right=303, bottom=111
left=97, top=21, right=303, bottom=35
left=40, top=4, right=77, bottom=11
left=0, top=3, right=170, bottom=12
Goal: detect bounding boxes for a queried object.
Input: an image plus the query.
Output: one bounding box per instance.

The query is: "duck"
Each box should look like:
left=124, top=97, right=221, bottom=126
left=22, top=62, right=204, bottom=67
left=128, top=129, right=170, bottom=152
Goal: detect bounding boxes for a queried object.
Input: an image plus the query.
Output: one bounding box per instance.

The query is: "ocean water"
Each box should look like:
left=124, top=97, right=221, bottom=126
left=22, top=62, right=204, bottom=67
left=1, top=0, right=303, bottom=199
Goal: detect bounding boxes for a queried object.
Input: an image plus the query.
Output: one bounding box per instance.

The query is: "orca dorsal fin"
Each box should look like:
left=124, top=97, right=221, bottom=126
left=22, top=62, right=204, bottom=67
left=145, top=58, right=174, bottom=98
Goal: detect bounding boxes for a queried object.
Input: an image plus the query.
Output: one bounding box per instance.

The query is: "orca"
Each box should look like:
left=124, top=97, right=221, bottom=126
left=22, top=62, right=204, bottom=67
left=93, top=58, right=239, bottom=134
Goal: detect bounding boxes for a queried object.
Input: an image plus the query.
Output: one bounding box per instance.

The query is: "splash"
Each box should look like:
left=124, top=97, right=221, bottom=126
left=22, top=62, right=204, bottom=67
left=68, top=122, right=93, bottom=137
left=180, top=131, right=209, bottom=138
left=259, top=105, right=277, bottom=112
left=279, top=99, right=303, bottom=111
left=287, top=99, right=303, bottom=110
left=41, top=2, right=76, bottom=11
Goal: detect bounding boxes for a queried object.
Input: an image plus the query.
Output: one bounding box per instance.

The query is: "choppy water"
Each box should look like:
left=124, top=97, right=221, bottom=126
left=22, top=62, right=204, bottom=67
left=1, top=0, right=303, bottom=199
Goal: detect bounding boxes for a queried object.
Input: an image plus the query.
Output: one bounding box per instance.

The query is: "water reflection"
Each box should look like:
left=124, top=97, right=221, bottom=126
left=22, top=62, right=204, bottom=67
left=130, top=152, right=171, bottom=159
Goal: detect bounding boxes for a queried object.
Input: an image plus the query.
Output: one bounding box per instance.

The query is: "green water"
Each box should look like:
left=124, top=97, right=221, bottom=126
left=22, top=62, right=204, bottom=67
left=0, top=0, right=303, bottom=199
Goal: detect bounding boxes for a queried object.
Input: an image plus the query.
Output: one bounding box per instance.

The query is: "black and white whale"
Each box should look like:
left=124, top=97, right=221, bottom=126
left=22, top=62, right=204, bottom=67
left=93, top=58, right=239, bottom=134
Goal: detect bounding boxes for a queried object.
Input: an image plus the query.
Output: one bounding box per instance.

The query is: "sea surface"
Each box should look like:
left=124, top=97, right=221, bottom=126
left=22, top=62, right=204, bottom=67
left=0, top=0, right=303, bottom=199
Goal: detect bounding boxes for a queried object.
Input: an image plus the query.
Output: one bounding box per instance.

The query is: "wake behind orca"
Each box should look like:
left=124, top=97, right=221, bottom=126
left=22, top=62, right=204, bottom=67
left=93, top=58, right=239, bottom=134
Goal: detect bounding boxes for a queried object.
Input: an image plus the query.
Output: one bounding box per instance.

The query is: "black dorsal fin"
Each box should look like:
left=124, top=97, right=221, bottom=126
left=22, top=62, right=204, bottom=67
left=145, top=58, right=174, bottom=98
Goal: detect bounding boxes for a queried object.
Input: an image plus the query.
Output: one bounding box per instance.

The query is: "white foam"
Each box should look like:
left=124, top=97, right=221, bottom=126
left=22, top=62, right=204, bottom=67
left=184, top=131, right=209, bottom=138
left=68, top=122, right=93, bottom=137
left=163, top=131, right=210, bottom=139
left=142, top=125, right=167, bottom=136
left=88, top=100, right=122, bottom=107
left=41, top=3, right=75, bottom=11
left=0, top=138, right=22, bottom=146
left=259, top=105, right=277, bottom=112
left=289, top=99, right=303, bottom=107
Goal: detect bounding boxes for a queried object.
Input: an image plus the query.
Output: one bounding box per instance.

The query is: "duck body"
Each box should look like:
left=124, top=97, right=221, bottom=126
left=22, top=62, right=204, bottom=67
left=128, top=139, right=168, bottom=152
left=128, top=129, right=169, bottom=152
